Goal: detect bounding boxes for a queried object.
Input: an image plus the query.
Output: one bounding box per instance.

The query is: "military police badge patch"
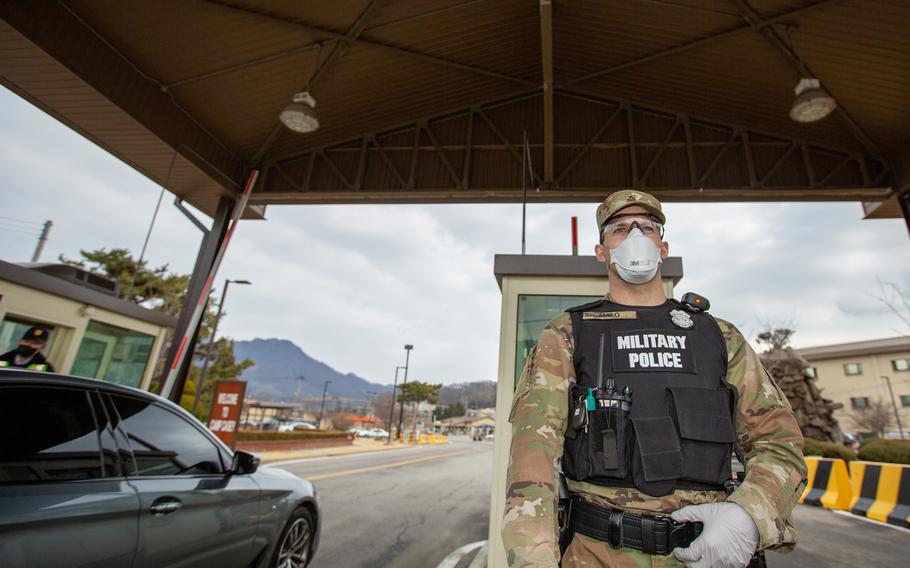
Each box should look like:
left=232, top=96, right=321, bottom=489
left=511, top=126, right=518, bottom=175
left=669, top=309, right=694, bottom=329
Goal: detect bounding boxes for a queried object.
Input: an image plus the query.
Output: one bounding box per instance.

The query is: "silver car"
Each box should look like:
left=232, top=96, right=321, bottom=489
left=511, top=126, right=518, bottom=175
left=0, top=370, right=320, bottom=568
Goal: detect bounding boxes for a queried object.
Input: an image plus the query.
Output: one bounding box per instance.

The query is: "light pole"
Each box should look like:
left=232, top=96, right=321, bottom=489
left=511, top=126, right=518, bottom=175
left=387, top=365, right=407, bottom=444
left=882, top=376, right=905, bottom=439
left=317, top=379, right=332, bottom=429
left=396, top=344, right=413, bottom=441
left=192, top=278, right=251, bottom=415
left=366, top=391, right=377, bottom=418
left=296, top=375, right=306, bottom=419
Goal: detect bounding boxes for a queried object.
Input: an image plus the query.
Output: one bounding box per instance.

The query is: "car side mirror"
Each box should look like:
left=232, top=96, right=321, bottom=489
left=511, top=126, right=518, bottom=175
left=230, top=450, right=260, bottom=474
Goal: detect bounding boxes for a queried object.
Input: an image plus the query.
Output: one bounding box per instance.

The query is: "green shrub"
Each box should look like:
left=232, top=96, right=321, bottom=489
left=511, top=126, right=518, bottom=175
left=236, top=430, right=350, bottom=442
left=858, top=439, right=910, bottom=465
left=802, top=438, right=855, bottom=461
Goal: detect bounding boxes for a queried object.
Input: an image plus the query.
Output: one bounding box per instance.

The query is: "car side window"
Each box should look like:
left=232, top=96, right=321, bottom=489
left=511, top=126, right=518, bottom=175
left=0, top=386, right=102, bottom=482
left=111, top=395, right=224, bottom=476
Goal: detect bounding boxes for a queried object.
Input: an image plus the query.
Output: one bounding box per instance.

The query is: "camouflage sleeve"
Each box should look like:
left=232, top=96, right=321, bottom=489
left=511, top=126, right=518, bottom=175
left=716, top=319, right=808, bottom=552
left=501, top=314, right=574, bottom=567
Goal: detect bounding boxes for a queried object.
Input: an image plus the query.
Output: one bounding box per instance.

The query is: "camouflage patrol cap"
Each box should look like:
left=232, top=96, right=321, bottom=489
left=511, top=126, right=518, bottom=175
left=596, top=189, right=665, bottom=229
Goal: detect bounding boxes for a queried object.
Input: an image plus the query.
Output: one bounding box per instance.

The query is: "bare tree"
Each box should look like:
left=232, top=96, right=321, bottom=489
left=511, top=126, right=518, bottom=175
left=371, top=392, right=395, bottom=430
left=872, top=277, right=910, bottom=336
left=848, top=398, right=894, bottom=438
left=328, top=410, right=355, bottom=432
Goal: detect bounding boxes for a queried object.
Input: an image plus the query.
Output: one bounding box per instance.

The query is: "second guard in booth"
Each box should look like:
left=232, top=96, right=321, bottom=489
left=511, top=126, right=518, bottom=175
left=0, top=326, right=56, bottom=372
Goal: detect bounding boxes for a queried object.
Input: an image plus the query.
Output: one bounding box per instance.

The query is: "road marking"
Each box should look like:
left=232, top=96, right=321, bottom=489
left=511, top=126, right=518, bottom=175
left=303, top=449, right=472, bottom=481
left=467, top=541, right=488, bottom=568
left=831, top=510, right=910, bottom=533
left=263, top=444, right=420, bottom=468
left=436, top=540, right=486, bottom=568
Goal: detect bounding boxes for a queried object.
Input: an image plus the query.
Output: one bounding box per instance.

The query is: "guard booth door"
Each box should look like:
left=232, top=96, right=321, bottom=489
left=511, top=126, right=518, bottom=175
left=487, top=255, right=681, bottom=567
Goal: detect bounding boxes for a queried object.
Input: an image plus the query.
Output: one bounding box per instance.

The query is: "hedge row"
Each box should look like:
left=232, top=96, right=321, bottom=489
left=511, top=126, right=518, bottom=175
left=803, top=438, right=856, bottom=461
left=857, top=439, right=910, bottom=465
left=236, top=430, right=350, bottom=441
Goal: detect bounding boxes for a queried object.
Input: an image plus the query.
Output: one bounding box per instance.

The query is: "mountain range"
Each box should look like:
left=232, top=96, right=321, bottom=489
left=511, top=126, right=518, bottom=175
left=234, top=338, right=392, bottom=406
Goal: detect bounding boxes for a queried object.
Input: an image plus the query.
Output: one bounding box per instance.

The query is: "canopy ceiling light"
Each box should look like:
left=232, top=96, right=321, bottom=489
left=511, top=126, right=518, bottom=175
left=279, top=91, right=319, bottom=133
left=789, top=78, right=836, bottom=123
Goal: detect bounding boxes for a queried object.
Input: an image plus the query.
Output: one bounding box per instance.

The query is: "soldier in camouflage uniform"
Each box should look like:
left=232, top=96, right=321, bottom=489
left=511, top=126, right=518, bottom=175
left=502, top=190, right=806, bottom=567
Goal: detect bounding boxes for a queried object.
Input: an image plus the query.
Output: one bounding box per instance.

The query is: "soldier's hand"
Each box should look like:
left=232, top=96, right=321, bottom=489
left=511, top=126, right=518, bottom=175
left=670, top=502, right=759, bottom=568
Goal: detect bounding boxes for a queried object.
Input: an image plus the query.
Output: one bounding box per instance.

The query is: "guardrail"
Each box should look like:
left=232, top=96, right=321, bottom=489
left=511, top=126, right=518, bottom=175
left=848, top=461, right=910, bottom=528
left=797, top=456, right=909, bottom=528
left=406, top=433, right=448, bottom=444
left=799, top=457, right=852, bottom=511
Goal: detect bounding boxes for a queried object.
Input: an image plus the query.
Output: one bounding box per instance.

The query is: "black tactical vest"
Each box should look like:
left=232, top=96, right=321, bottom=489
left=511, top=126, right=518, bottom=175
left=561, top=298, right=735, bottom=496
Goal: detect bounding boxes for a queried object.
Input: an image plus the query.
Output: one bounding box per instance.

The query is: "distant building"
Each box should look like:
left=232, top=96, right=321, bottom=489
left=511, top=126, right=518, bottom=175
left=797, top=336, right=910, bottom=434
left=440, top=415, right=496, bottom=437
left=240, top=400, right=309, bottom=428
left=0, top=260, right=174, bottom=389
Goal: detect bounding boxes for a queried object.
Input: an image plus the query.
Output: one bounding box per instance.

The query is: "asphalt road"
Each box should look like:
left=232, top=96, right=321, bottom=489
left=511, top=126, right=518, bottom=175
left=272, top=440, right=910, bottom=568
left=769, top=504, right=910, bottom=567
left=271, top=436, right=492, bottom=568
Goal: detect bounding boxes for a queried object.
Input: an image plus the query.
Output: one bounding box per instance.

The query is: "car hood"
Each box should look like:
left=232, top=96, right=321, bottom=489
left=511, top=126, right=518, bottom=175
left=253, top=464, right=315, bottom=497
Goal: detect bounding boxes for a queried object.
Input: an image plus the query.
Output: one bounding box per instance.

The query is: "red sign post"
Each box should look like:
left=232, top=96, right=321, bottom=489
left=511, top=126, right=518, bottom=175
left=208, top=381, right=247, bottom=449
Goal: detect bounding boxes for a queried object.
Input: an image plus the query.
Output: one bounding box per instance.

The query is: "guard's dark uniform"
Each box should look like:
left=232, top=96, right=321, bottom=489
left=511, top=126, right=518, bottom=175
left=0, top=350, right=55, bottom=372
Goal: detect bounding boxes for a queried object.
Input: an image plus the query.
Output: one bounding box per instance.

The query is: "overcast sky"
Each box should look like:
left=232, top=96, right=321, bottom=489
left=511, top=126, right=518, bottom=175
left=1, top=86, right=907, bottom=385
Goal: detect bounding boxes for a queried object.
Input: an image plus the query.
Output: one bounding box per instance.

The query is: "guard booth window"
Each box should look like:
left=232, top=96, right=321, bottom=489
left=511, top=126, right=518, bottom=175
left=0, top=316, right=56, bottom=355
left=515, top=294, right=600, bottom=386
left=70, top=320, right=153, bottom=388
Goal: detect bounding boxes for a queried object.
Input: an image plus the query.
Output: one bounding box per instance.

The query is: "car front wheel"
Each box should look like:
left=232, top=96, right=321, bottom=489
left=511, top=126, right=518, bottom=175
left=272, top=507, right=314, bottom=568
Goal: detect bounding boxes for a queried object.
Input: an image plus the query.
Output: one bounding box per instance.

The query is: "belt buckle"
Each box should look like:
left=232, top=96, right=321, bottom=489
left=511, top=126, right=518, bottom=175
left=667, top=518, right=700, bottom=552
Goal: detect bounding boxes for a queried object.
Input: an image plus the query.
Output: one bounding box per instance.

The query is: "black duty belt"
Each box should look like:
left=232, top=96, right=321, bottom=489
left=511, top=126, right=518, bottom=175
left=565, top=497, right=703, bottom=556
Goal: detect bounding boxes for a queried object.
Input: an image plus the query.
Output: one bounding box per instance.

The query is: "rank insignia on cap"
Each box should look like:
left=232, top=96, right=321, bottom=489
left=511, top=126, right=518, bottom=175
left=626, top=192, right=640, bottom=201
left=669, top=309, right=694, bottom=329
left=35, top=329, right=43, bottom=336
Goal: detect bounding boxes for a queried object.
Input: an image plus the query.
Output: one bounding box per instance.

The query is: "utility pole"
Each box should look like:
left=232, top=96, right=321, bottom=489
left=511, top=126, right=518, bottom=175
left=882, top=376, right=905, bottom=439
left=296, top=375, right=306, bottom=419
left=396, top=344, right=413, bottom=440
left=192, top=278, right=251, bottom=416
left=31, top=220, right=52, bottom=262
left=387, top=365, right=406, bottom=444
left=317, top=379, right=332, bottom=429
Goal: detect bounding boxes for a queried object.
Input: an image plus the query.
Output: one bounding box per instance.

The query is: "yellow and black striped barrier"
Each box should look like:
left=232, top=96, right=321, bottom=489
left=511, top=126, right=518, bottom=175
left=799, top=457, right=852, bottom=510
left=848, top=461, right=910, bottom=528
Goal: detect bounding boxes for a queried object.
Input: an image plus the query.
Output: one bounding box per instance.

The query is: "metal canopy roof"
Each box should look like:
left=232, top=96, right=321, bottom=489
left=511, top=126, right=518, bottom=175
left=2, top=0, right=908, bottom=220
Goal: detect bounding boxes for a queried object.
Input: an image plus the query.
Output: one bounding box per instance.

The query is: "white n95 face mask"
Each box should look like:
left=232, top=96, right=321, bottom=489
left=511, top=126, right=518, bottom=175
left=609, top=227, right=662, bottom=284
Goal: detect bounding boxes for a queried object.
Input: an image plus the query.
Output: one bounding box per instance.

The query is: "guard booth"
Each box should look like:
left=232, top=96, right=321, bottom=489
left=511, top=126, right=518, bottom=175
left=487, top=254, right=683, bottom=567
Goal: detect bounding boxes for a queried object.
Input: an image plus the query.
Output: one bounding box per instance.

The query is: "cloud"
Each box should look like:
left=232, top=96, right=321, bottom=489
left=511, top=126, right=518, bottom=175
left=2, top=86, right=909, bottom=384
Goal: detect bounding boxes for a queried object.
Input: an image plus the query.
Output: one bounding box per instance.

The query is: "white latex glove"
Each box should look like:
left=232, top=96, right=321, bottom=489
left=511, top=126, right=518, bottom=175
left=670, top=502, right=759, bottom=568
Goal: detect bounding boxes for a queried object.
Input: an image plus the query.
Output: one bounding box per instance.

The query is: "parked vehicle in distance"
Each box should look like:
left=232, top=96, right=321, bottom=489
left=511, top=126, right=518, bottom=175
left=0, top=370, right=320, bottom=568
left=368, top=428, right=389, bottom=439
left=842, top=433, right=860, bottom=454
left=349, top=427, right=389, bottom=439
left=279, top=421, right=317, bottom=432
left=884, top=430, right=910, bottom=440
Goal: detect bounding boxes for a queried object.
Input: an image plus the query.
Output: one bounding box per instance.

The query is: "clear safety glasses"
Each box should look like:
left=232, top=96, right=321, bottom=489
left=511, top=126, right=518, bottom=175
left=600, top=215, right=665, bottom=239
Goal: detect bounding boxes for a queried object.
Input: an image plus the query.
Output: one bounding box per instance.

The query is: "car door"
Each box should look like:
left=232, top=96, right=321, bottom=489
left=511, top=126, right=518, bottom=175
left=0, top=384, right=140, bottom=568
left=109, top=393, right=261, bottom=568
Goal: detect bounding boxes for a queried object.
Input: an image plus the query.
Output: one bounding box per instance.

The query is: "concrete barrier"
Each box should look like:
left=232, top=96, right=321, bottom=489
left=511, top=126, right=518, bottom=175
left=848, top=461, right=910, bottom=528
left=799, top=457, right=853, bottom=511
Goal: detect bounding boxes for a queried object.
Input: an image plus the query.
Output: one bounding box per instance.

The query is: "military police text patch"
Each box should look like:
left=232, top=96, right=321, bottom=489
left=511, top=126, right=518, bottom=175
left=583, top=310, right=637, bottom=321
left=610, top=329, right=696, bottom=373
